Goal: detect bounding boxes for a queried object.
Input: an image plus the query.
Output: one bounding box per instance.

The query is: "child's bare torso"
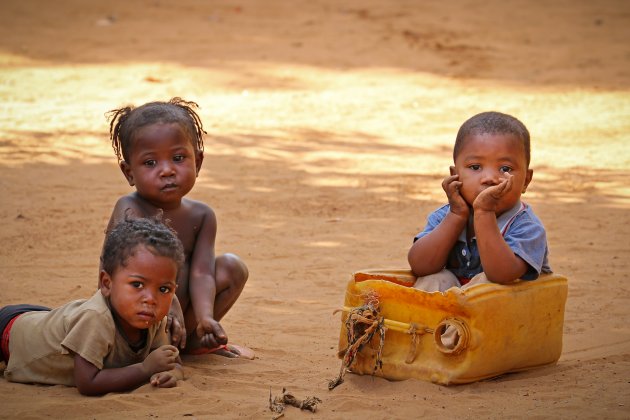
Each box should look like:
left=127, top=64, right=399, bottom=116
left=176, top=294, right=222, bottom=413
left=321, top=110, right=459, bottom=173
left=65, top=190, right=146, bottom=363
left=113, top=192, right=214, bottom=305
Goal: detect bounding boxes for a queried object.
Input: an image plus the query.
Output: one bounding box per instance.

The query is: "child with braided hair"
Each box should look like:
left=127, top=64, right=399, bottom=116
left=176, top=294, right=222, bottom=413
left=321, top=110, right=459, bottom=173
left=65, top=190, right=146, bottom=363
left=1, top=217, right=185, bottom=395
left=101, top=98, right=253, bottom=359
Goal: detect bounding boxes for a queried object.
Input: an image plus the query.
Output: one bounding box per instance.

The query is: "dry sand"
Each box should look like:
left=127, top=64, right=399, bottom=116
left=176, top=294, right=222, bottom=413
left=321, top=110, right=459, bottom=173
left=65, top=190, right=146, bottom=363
left=1, top=0, right=629, bottom=418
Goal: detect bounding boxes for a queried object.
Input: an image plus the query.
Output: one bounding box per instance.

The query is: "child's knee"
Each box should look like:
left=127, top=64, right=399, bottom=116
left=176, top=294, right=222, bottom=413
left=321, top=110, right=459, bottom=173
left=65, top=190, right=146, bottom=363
left=413, top=269, right=459, bottom=292
left=461, top=272, right=491, bottom=290
left=217, top=253, right=248, bottom=286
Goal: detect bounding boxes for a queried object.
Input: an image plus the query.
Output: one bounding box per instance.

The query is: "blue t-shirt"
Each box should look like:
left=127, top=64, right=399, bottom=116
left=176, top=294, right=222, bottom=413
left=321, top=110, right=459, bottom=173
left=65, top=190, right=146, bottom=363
left=414, top=201, right=551, bottom=280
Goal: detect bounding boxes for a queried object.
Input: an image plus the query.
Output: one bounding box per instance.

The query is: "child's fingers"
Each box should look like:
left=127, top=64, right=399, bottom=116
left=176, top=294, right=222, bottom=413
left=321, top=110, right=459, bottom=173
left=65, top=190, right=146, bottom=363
left=505, top=173, right=514, bottom=190
left=160, top=345, right=180, bottom=360
left=212, top=323, right=228, bottom=342
left=441, top=174, right=460, bottom=192
left=169, top=318, right=185, bottom=348
left=165, top=316, right=172, bottom=333
left=161, top=344, right=178, bottom=351
left=495, top=174, right=513, bottom=196
left=169, top=347, right=180, bottom=359
left=178, top=324, right=187, bottom=349
left=199, top=333, right=220, bottom=349
left=156, top=375, right=177, bottom=388
left=152, top=373, right=174, bottom=387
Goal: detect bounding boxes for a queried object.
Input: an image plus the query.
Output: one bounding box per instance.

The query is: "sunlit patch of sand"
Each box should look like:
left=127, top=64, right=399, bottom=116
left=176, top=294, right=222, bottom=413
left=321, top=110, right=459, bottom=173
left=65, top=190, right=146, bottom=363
left=2, top=60, right=627, bottom=176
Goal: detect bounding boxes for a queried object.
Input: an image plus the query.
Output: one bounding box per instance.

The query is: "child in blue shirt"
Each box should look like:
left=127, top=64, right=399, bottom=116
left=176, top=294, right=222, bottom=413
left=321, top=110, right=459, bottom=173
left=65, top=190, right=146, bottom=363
left=408, top=111, right=551, bottom=292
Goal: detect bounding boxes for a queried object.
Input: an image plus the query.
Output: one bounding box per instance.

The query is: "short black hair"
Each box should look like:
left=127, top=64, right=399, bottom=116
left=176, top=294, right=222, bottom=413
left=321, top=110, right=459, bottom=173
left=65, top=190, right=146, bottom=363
left=107, top=97, right=206, bottom=162
left=101, top=216, right=185, bottom=277
left=454, top=111, right=531, bottom=166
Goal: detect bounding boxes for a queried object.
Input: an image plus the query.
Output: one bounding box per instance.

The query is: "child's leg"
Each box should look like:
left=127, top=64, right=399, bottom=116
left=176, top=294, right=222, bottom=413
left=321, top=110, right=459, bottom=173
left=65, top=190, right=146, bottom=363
left=183, top=253, right=253, bottom=358
left=0, top=304, right=50, bottom=363
left=181, top=253, right=248, bottom=326
left=413, top=269, right=460, bottom=292
left=440, top=273, right=492, bottom=349
left=213, top=253, right=249, bottom=321
left=460, top=272, right=491, bottom=290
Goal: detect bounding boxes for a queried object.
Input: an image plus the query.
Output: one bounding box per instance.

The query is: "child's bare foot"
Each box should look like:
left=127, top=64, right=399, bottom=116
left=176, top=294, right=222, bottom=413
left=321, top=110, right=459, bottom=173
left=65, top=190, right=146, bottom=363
left=186, top=343, right=255, bottom=359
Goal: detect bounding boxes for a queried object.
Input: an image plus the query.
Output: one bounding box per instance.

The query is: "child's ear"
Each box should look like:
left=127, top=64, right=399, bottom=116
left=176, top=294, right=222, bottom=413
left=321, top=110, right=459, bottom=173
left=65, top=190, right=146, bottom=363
left=99, top=270, right=113, bottom=297
left=119, top=161, right=135, bottom=186
left=195, top=151, right=204, bottom=176
left=522, top=169, right=534, bottom=193
left=449, top=166, right=457, bottom=176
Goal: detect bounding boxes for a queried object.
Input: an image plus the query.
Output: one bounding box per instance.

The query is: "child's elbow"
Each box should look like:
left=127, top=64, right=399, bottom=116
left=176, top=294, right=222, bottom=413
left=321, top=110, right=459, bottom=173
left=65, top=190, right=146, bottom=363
left=76, top=383, right=103, bottom=396
left=484, top=271, right=520, bottom=285
left=407, top=250, right=434, bottom=278
left=487, top=276, right=517, bottom=285
left=407, top=248, right=421, bottom=274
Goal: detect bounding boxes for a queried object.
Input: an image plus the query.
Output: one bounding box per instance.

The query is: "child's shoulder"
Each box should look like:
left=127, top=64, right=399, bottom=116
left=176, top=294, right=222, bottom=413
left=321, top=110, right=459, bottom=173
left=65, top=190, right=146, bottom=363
left=182, top=197, right=215, bottom=217
left=516, top=203, right=546, bottom=227
left=112, top=193, right=143, bottom=211
left=506, top=203, right=548, bottom=235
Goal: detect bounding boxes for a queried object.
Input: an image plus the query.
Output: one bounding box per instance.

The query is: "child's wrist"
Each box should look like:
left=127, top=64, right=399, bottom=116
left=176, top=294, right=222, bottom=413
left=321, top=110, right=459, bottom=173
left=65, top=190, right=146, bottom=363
left=473, top=209, right=497, bottom=219
left=201, top=313, right=215, bottom=322
left=139, top=361, right=152, bottom=377
left=445, top=210, right=468, bottom=226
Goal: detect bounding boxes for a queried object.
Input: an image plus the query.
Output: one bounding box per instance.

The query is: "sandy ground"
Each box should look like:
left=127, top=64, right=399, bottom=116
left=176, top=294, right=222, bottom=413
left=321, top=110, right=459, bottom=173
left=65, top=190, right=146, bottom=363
left=1, top=0, right=629, bottom=418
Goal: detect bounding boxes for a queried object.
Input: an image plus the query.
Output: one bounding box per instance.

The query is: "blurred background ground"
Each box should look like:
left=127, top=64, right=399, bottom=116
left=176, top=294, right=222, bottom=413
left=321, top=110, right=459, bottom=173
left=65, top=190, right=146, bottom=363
left=0, top=0, right=629, bottom=418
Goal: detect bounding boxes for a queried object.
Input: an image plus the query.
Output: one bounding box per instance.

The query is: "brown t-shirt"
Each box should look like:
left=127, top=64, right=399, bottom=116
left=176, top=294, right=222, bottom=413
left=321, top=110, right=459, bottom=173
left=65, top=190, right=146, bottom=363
left=4, top=290, right=169, bottom=386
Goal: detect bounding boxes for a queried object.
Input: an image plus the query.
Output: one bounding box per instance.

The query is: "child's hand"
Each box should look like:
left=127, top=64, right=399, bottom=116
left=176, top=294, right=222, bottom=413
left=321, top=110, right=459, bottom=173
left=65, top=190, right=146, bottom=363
left=195, top=317, right=228, bottom=349
left=473, top=172, right=513, bottom=213
left=166, top=297, right=187, bottom=350
left=150, top=371, right=179, bottom=388
left=142, top=345, right=180, bottom=375
left=442, top=170, right=469, bottom=220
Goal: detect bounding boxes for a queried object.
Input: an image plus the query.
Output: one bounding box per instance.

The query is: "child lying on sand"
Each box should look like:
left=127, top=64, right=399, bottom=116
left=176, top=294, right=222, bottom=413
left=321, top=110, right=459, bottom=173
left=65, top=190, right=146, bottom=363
left=1, top=217, right=184, bottom=395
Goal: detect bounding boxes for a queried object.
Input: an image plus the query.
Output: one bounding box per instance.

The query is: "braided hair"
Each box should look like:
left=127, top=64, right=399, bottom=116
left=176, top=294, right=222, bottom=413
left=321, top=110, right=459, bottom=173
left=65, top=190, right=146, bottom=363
left=107, top=97, right=206, bottom=162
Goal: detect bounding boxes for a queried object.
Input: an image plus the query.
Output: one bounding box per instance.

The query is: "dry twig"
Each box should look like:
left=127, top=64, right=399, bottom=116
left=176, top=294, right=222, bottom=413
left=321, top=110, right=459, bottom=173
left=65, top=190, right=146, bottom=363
left=269, top=387, right=322, bottom=419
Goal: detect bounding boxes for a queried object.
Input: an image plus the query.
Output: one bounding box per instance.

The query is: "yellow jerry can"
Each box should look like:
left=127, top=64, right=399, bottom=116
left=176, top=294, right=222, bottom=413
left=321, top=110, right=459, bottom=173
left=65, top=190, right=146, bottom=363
left=336, top=270, right=568, bottom=385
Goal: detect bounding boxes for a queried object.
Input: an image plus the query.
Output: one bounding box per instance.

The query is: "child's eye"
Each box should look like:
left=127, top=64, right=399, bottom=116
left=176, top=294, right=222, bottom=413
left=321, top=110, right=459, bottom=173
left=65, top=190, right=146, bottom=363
left=159, top=286, right=172, bottom=294
left=469, top=164, right=481, bottom=171
left=173, top=155, right=184, bottom=162
left=130, top=281, right=143, bottom=289
left=500, top=166, right=512, bottom=173
left=144, top=159, right=156, bottom=167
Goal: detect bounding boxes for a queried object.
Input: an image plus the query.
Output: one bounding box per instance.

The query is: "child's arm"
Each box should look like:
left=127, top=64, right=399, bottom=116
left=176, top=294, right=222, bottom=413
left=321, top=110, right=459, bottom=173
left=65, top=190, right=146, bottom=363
left=188, top=205, right=228, bottom=348
left=473, top=174, right=529, bottom=284
left=73, top=345, right=182, bottom=396
left=408, top=173, right=468, bottom=276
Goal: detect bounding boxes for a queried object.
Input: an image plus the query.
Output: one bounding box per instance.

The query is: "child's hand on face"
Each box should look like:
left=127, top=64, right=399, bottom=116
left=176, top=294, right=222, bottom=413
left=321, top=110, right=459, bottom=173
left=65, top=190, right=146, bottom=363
left=195, top=317, right=228, bottom=349
left=142, top=345, right=180, bottom=375
left=443, top=171, right=469, bottom=221
left=150, top=371, right=179, bottom=388
left=473, top=172, right=514, bottom=213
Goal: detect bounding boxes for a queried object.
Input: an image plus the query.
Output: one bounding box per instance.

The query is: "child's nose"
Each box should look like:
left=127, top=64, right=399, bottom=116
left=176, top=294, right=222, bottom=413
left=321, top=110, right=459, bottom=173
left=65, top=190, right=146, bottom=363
left=480, top=169, right=500, bottom=185
left=142, top=290, right=157, bottom=305
left=159, top=161, right=176, bottom=177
